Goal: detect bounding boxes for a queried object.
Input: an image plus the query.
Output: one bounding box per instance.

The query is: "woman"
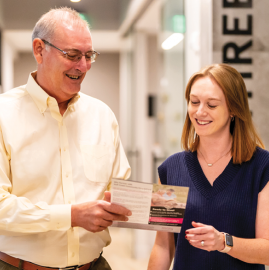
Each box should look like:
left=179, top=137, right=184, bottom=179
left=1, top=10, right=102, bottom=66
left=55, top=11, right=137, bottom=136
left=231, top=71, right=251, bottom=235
left=147, top=64, right=269, bottom=269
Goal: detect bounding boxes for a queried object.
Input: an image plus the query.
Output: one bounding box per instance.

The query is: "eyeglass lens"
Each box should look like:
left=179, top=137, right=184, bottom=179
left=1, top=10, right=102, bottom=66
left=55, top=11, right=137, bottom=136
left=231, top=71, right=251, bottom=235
left=65, top=51, right=97, bottom=63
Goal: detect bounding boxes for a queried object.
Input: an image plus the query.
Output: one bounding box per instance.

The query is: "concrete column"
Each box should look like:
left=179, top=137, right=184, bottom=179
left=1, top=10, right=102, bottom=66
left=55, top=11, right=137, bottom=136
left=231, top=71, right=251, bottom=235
left=131, top=30, right=156, bottom=260
left=134, top=31, right=151, bottom=184
left=119, top=47, right=132, bottom=149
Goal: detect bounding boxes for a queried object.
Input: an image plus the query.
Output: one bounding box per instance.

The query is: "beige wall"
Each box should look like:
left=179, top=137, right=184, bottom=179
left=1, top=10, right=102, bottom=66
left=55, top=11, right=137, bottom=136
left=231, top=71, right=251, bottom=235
left=13, top=52, right=120, bottom=121
left=81, top=53, right=120, bottom=121
left=14, top=52, right=36, bottom=88
left=0, top=0, right=4, bottom=28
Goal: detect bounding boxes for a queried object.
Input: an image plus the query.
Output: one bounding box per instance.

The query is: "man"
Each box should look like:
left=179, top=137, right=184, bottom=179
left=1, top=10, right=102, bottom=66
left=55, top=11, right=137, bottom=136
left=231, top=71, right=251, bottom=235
left=0, top=7, right=131, bottom=270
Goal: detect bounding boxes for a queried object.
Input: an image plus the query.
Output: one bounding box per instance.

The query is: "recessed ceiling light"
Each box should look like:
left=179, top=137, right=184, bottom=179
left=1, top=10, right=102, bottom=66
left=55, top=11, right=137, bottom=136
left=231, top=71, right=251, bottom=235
left=162, top=33, right=184, bottom=50
left=70, top=0, right=81, bottom=2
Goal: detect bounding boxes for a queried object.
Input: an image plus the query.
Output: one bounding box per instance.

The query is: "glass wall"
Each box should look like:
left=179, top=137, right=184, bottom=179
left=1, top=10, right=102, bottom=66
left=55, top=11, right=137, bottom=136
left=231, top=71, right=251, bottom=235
left=122, top=0, right=186, bottom=184
left=156, top=0, right=186, bottom=158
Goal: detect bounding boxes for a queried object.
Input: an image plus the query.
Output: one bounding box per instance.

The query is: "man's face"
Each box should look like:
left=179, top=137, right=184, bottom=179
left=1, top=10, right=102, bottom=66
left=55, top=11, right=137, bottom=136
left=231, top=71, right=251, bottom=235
left=38, top=22, right=93, bottom=101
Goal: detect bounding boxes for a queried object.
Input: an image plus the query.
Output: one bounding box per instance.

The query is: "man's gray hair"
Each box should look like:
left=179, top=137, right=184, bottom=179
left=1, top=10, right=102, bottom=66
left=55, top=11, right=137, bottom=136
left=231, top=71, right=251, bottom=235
left=32, top=7, right=90, bottom=43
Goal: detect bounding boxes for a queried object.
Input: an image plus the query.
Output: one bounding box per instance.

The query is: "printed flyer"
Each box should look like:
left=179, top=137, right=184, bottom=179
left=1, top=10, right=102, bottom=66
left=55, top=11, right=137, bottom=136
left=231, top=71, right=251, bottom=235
left=111, top=179, right=189, bottom=232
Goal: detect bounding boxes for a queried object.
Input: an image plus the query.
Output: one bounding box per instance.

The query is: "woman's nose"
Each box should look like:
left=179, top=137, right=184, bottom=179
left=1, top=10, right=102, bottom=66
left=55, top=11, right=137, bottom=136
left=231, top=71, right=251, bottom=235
left=196, top=104, right=207, bottom=116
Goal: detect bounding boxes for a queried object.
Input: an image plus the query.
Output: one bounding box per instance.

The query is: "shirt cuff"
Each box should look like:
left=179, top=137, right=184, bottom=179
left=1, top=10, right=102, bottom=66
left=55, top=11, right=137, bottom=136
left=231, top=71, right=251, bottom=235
left=48, top=204, right=71, bottom=231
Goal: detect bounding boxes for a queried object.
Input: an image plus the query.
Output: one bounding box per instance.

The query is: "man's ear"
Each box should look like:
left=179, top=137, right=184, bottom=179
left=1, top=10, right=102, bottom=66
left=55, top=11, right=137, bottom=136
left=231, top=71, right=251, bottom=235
left=33, top=38, right=45, bottom=64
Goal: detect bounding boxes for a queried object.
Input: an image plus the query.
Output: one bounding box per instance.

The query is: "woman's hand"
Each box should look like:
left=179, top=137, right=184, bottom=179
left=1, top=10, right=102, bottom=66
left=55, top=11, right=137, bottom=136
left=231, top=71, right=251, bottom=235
left=185, top=221, right=225, bottom=252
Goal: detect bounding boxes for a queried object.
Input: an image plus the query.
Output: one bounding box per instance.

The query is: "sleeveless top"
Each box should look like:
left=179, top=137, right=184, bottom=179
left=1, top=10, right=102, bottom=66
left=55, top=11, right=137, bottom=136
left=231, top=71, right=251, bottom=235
left=158, top=147, right=269, bottom=270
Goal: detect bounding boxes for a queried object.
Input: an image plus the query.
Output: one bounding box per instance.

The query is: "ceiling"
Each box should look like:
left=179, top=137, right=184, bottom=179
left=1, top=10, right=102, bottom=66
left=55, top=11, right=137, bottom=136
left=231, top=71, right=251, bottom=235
left=0, top=0, right=161, bottom=53
left=0, top=0, right=132, bottom=30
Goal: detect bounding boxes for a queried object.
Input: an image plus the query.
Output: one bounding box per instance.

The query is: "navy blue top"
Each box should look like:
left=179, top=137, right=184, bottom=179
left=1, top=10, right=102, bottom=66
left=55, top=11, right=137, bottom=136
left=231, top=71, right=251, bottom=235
left=158, top=147, right=269, bottom=270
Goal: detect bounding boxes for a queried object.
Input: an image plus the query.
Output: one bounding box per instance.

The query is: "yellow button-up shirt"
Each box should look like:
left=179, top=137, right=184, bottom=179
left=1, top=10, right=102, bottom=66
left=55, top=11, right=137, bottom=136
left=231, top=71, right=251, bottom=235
left=0, top=72, right=131, bottom=267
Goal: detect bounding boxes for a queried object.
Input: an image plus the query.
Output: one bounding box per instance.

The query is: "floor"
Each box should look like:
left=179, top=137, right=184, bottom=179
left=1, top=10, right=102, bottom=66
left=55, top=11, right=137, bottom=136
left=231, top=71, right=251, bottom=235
left=103, top=227, right=173, bottom=270
left=103, top=227, right=150, bottom=270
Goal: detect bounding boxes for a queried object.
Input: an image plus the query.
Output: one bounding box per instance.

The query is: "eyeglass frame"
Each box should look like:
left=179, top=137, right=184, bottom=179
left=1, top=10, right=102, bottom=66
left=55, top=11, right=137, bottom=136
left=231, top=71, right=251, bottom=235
left=41, top=39, right=100, bottom=63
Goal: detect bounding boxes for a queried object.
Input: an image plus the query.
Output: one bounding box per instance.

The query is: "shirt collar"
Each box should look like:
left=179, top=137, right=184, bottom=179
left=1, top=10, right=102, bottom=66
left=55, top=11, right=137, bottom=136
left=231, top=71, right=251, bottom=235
left=26, top=71, right=81, bottom=114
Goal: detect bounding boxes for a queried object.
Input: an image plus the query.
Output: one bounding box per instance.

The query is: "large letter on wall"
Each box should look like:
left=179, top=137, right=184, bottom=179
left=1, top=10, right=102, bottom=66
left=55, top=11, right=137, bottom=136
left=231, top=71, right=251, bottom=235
left=223, top=0, right=252, bottom=8
left=223, top=15, right=252, bottom=35
left=223, top=40, right=252, bottom=63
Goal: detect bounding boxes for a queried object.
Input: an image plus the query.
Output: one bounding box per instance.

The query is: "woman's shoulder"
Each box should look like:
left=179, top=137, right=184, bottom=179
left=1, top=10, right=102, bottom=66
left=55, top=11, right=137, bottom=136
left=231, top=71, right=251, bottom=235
left=158, top=151, right=191, bottom=185
left=252, top=147, right=269, bottom=165
left=159, top=150, right=194, bottom=169
left=163, top=150, right=190, bottom=163
left=249, top=147, right=269, bottom=192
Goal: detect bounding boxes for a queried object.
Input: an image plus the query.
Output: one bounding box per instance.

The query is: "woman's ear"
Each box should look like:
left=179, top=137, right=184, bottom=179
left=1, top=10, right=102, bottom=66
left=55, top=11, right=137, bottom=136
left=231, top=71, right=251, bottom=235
left=32, top=38, right=44, bottom=64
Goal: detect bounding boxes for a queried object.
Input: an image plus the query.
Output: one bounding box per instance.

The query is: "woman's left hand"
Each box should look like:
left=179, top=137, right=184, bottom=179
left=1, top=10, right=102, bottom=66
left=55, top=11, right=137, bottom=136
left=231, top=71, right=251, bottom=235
left=185, top=221, right=225, bottom=252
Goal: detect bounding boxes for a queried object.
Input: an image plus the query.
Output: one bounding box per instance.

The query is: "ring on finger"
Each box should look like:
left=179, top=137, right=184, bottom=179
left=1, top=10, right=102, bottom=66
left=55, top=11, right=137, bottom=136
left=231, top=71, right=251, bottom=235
left=201, top=240, right=205, bottom=247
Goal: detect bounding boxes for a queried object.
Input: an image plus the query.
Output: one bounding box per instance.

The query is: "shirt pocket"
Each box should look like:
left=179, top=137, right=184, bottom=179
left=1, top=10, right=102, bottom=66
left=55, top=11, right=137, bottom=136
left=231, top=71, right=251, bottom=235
left=80, top=143, right=115, bottom=184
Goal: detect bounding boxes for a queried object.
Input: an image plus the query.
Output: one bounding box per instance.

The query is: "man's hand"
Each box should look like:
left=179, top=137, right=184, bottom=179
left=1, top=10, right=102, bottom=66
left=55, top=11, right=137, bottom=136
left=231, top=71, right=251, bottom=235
left=71, top=191, right=132, bottom=233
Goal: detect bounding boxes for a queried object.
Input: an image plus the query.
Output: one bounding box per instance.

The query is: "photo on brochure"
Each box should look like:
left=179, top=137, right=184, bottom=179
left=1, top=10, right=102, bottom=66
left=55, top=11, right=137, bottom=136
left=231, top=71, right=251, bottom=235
left=110, top=179, right=189, bottom=233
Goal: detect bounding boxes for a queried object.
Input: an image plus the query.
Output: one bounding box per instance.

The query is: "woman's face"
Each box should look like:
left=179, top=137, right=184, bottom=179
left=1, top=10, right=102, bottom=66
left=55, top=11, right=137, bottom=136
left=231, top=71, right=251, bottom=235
left=188, top=76, right=231, bottom=140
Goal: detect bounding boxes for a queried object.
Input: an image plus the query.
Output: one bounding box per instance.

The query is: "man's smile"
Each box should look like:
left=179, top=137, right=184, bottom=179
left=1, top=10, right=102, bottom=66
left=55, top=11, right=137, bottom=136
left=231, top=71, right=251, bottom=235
left=66, top=74, right=81, bottom=80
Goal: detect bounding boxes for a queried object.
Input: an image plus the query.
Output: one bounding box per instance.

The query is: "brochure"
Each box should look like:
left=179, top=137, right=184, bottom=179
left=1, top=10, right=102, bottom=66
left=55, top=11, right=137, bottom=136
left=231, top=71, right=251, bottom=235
left=110, top=179, right=189, bottom=233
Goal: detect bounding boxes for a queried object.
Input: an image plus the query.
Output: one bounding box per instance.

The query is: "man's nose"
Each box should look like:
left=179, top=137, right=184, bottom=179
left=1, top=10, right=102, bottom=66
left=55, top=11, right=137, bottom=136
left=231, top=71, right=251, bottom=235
left=76, top=56, right=91, bottom=73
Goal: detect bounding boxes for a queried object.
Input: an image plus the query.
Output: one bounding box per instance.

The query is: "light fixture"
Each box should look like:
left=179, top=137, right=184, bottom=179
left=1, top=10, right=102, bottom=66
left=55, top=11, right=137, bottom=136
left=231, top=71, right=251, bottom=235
left=161, top=33, right=184, bottom=50
left=70, top=0, right=81, bottom=2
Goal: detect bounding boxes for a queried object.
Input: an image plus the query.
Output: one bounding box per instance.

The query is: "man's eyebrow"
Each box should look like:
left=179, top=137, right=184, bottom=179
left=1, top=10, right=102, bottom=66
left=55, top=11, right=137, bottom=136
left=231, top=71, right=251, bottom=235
left=63, top=48, right=81, bottom=52
left=63, top=47, right=94, bottom=52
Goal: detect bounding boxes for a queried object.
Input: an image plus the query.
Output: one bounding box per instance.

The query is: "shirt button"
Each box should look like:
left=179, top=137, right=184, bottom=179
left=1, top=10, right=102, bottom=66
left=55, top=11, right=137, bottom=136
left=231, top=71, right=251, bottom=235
left=66, top=174, right=68, bottom=178
left=64, top=148, right=66, bottom=152
left=68, top=201, right=71, bottom=204
left=72, top=252, right=75, bottom=257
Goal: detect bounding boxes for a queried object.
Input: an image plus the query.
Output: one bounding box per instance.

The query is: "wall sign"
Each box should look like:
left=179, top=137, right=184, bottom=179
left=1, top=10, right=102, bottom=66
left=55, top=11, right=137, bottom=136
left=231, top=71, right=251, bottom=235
left=213, top=0, right=269, bottom=148
left=222, top=0, right=253, bottom=98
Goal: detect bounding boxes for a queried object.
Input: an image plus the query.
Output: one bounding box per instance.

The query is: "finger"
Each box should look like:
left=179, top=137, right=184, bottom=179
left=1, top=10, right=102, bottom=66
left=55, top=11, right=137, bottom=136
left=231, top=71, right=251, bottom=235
left=104, top=203, right=132, bottom=216
left=107, top=214, right=129, bottom=222
left=93, top=219, right=113, bottom=228
left=188, top=239, right=208, bottom=250
left=103, top=191, right=111, bottom=202
left=92, top=225, right=109, bottom=233
left=186, top=223, right=211, bottom=235
left=192, top=221, right=207, bottom=228
left=186, top=227, right=209, bottom=235
left=186, top=233, right=209, bottom=241
left=101, top=211, right=129, bottom=222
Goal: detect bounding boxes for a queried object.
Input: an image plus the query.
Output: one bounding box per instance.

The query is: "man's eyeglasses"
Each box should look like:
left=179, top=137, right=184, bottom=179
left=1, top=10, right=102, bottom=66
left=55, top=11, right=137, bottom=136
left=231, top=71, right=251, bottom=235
left=42, top=39, right=100, bottom=63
